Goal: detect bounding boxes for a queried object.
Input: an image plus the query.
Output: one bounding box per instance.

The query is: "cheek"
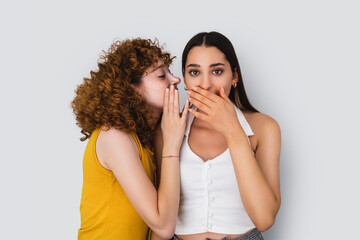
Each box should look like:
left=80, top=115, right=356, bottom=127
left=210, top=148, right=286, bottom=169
left=184, top=77, right=191, bottom=86
left=224, top=85, right=232, bottom=96
left=148, top=81, right=166, bottom=92
left=219, top=78, right=233, bottom=95
left=162, top=80, right=169, bottom=89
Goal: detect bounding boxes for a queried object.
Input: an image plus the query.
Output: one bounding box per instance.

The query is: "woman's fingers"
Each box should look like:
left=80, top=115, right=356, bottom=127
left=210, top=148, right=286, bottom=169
left=188, top=108, right=207, bottom=121
left=163, top=88, right=169, bottom=115
left=220, top=87, right=232, bottom=103
left=181, top=99, right=190, bottom=122
left=188, top=96, right=211, bottom=114
left=190, top=87, right=221, bottom=103
left=187, top=90, right=212, bottom=109
left=174, top=88, right=180, bottom=117
left=161, top=85, right=188, bottom=150
left=169, top=85, right=175, bottom=116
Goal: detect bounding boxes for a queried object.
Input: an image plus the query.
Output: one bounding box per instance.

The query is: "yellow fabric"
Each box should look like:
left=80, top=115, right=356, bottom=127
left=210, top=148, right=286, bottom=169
left=78, top=127, right=156, bottom=240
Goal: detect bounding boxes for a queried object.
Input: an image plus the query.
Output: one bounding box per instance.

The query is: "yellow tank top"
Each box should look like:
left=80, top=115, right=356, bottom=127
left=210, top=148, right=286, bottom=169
left=78, top=127, right=156, bottom=240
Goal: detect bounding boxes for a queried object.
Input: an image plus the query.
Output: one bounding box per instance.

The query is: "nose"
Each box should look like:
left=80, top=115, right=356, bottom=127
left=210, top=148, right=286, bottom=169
left=168, top=73, right=181, bottom=87
left=199, top=74, right=211, bottom=90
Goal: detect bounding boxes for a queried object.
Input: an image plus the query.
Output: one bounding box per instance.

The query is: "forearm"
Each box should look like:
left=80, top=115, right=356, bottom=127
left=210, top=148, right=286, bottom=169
left=150, top=85, right=188, bottom=238
left=153, top=144, right=180, bottom=237
left=226, top=129, right=280, bottom=230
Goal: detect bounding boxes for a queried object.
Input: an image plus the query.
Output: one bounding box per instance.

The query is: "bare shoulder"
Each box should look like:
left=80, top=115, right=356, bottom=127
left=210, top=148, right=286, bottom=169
left=96, top=126, right=139, bottom=169
left=97, top=126, right=137, bottom=148
left=243, top=110, right=281, bottom=140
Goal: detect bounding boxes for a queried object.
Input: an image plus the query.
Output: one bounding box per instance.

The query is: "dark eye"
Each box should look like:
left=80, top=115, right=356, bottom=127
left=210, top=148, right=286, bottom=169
left=158, top=75, right=166, bottom=79
left=188, top=70, right=199, bottom=76
left=213, top=69, right=223, bottom=75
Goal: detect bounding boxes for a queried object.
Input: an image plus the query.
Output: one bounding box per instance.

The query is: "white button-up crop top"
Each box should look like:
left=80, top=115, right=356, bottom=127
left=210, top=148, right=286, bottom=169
left=175, top=104, right=256, bottom=235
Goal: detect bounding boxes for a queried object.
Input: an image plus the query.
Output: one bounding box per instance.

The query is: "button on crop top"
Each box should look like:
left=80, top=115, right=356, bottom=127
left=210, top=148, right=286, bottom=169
left=175, top=105, right=256, bottom=235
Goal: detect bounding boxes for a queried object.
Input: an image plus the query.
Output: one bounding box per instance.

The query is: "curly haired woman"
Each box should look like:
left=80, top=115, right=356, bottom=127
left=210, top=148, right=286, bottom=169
left=72, top=38, right=189, bottom=240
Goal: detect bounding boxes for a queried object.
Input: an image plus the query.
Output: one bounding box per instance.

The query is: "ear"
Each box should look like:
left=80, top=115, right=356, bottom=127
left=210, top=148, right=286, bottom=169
left=232, top=68, right=238, bottom=85
left=131, top=83, right=142, bottom=95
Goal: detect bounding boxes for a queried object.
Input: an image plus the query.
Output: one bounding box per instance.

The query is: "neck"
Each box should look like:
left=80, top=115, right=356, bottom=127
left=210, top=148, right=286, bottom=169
left=151, top=107, right=162, bottom=122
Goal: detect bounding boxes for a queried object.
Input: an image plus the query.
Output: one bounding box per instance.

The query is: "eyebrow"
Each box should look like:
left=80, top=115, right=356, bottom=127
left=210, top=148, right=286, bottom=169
left=186, top=64, right=200, bottom=68
left=186, top=63, right=225, bottom=68
left=209, top=63, right=225, bottom=67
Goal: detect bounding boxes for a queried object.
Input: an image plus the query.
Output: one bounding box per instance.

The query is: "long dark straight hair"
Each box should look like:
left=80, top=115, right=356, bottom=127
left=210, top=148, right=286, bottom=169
left=182, top=31, right=259, bottom=113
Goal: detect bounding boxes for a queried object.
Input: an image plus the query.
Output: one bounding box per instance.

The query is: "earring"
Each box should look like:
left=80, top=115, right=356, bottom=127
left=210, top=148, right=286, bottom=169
left=184, top=86, right=189, bottom=91
left=233, top=81, right=238, bottom=88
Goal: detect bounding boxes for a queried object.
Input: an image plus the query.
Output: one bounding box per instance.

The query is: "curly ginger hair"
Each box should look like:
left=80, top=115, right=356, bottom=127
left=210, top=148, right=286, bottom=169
left=71, top=38, right=174, bottom=149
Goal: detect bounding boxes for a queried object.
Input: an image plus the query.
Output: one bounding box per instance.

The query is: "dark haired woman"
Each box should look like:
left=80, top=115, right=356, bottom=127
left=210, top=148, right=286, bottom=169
left=72, top=38, right=189, bottom=240
left=154, top=32, right=281, bottom=240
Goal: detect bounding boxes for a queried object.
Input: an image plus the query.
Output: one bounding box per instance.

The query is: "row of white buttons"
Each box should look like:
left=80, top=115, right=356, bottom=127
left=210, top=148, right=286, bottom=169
left=206, top=163, right=212, bottom=185
left=207, top=197, right=214, bottom=229
left=205, top=162, right=213, bottom=230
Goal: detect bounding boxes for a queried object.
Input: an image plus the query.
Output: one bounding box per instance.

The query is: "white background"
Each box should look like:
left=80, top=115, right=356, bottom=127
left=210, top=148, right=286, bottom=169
left=1, top=0, right=359, bottom=239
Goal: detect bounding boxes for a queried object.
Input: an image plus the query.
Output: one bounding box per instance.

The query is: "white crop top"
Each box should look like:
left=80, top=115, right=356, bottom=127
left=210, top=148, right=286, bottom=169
left=175, top=105, right=256, bottom=235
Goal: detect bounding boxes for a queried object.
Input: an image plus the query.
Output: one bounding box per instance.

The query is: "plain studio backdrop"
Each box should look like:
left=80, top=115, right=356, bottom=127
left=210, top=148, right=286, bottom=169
left=1, top=0, right=359, bottom=239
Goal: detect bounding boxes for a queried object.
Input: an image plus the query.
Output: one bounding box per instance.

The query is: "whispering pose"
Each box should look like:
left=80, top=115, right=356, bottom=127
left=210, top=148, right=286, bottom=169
left=154, top=32, right=281, bottom=240
left=72, top=38, right=189, bottom=240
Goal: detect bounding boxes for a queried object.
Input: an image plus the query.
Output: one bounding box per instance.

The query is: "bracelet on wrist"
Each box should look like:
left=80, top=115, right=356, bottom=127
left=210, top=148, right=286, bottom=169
left=162, top=155, right=179, bottom=159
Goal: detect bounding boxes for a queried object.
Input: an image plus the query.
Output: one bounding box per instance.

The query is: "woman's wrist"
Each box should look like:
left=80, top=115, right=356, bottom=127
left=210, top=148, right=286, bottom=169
left=224, top=122, right=247, bottom=144
left=162, top=145, right=180, bottom=156
left=162, top=155, right=179, bottom=159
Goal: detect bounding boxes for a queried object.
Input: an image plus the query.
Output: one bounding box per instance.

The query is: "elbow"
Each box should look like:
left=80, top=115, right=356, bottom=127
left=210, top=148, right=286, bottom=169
left=254, top=214, right=276, bottom=232
left=156, top=228, right=175, bottom=239
left=153, top=224, right=176, bottom=239
left=149, top=213, right=178, bottom=239
left=255, top=197, right=281, bottom=232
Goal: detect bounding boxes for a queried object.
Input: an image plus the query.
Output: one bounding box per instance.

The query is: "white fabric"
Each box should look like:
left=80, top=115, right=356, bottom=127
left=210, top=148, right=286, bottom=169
left=175, top=104, right=256, bottom=235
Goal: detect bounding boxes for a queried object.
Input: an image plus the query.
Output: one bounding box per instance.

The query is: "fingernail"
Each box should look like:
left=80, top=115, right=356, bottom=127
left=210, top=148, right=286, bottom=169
left=192, top=87, right=198, bottom=90
left=170, top=85, right=174, bottom=89
left=166, top=88, right=169, bottom=91
left=175, top=89, right=178, bottom=93
left=187, top=91, right=192, bottom=95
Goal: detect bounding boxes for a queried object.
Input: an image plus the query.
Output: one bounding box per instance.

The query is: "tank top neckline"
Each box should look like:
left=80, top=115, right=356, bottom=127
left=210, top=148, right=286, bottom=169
left=186, top=136, right=230, bottom=163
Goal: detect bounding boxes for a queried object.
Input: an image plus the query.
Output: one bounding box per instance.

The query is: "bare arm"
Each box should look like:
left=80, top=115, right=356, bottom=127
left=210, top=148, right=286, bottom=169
left=150, top=101, right=185, bottom=240
left=97, top=86, right=189, bottom=239
left=187, top=86, right=281, bottom=232
left=226, top=115, right=281, bottom=231
left=149, top=132, right=166, bottom=240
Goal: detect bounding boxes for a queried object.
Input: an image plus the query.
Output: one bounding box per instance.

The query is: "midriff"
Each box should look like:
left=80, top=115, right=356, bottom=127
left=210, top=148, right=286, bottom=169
left=176, top=228, right=256, bottom=240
